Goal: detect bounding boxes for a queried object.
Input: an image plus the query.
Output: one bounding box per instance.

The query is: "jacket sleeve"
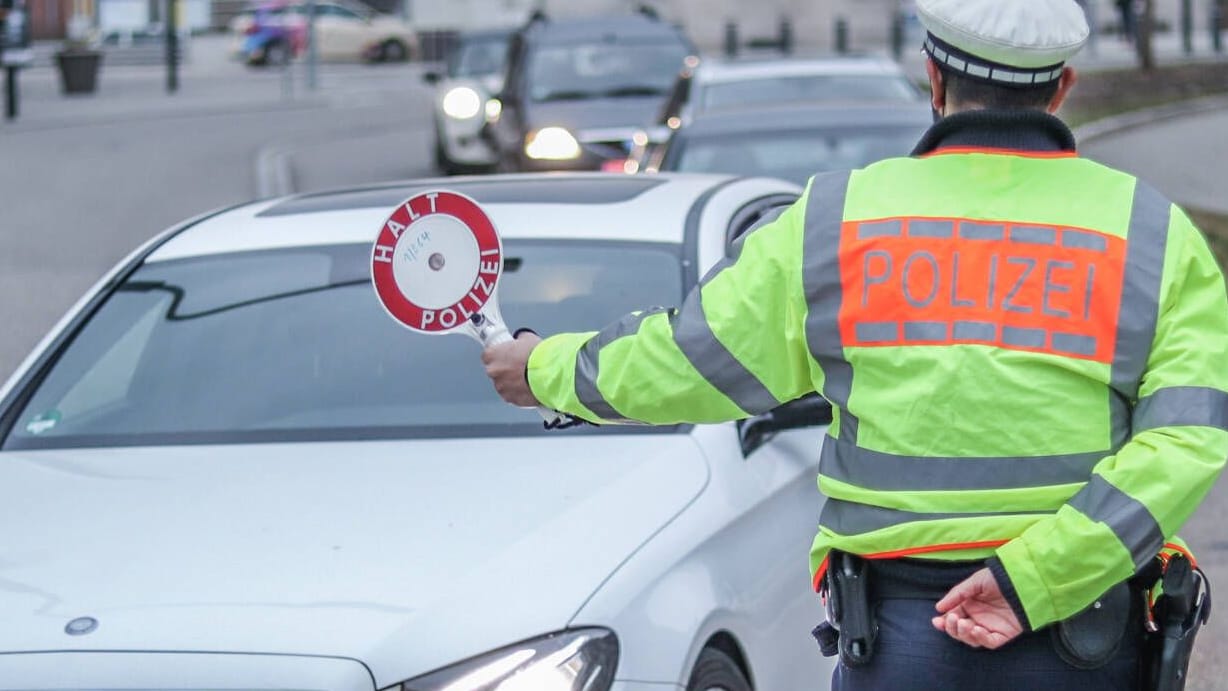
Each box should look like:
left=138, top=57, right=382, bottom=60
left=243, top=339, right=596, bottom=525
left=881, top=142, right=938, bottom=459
left=525, top=187, right=819, bottom=425
left=995, top=207, right=1228, bottom=630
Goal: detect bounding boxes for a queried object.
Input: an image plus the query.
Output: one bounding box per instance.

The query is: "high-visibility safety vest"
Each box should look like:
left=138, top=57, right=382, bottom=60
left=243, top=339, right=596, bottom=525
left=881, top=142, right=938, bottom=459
left=527, top=148, right=1228, bottom=631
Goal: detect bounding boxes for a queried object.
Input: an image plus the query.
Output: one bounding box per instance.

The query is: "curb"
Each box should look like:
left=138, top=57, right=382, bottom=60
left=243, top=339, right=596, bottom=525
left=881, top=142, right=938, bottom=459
left=1073, top=93, right=1228, bottom=143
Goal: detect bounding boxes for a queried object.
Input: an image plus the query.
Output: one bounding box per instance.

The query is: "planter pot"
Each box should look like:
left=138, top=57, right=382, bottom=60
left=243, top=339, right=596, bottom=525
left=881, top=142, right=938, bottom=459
left=55, top=50, right=103, bottom=95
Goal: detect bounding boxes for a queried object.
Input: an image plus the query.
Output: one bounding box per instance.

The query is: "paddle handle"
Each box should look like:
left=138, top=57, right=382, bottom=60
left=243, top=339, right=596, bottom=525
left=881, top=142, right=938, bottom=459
left=479, top=322, right=567, bottom=428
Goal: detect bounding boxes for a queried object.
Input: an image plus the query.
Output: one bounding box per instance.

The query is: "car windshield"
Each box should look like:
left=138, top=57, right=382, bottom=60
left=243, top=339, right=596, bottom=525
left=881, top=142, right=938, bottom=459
left=449, top=35, right=509, bottom=78
left=528, top=41, right=688, bottom=102
left=4, top=241, right=683, bottom=449
left=668, top=125, right=925, bottom=186
left=700, top=75, right=920, bottom=111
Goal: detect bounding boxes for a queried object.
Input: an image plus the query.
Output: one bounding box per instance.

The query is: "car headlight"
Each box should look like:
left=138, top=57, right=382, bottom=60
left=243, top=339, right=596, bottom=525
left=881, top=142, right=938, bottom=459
left=384, top=628, right=618, bottom=691
left=442, top=86, right=483, bottom=120
left=524, top=127, right=581, bottom=160
left=484, top=98, right=503, bottom=123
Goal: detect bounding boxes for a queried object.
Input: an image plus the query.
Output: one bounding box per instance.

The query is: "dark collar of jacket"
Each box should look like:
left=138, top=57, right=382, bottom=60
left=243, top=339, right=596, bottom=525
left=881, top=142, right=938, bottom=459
left=911, top=109, right=1077, bottom=156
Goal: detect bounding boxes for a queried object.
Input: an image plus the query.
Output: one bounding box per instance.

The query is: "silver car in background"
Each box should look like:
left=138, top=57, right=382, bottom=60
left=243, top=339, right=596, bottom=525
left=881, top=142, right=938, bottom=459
left=647, top=103, right=932, bottom=185
left=425, top=29, right=513, bottom=174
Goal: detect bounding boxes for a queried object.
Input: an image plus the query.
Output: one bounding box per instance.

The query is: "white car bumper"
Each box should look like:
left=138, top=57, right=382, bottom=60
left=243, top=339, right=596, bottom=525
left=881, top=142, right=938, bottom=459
left=0, top=651, right=374, bottom=691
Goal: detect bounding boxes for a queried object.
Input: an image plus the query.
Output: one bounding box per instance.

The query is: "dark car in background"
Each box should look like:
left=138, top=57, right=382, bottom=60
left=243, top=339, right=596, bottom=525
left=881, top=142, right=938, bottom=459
left=648, top=103, right=932, bottom=186
left=483, top=10, right=693, bottom=172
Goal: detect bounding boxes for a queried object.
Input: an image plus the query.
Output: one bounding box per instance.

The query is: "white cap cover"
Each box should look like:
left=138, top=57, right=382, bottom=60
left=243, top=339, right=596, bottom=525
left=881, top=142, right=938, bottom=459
left=917, top=0, right=1089, bottom=85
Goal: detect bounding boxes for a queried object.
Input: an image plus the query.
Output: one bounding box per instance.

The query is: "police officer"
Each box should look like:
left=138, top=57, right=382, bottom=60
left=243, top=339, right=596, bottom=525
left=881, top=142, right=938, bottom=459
left=482, top=0, right=1228, bottom=688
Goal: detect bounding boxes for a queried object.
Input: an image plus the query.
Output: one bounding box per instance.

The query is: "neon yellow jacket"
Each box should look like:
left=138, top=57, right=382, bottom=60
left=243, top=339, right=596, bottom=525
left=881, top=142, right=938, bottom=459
left=526, top=124, right=1228, bottom=631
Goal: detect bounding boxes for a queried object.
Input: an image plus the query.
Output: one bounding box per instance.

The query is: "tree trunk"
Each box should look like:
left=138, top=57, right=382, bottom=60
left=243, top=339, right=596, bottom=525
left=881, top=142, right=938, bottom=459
left=1136, top=0, right=1156, bottom=69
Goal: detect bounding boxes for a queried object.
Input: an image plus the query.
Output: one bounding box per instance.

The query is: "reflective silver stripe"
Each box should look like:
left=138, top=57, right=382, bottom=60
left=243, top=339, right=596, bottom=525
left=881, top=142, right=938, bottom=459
left=820, top=498, right=1051, bottom=535
left=1062, top=230, right=1108, bottom=253
left=1110, top=393, right=1132, bottom=449
left=1001, top=326, right=1045, bottom=348
left=1134, top=386, right=1228, bottom=432
left=574, top=308, right=667, bottom=422
left=960, top=222, right=1005, bottom=241
left=953, top=320, right=996, bottom=341
left=1052, top=332, right=1097, bottom=356
left=856, top=322, right=897, bottom=343
left=670, top=289, right=780, bottom=415
left=819, top=434, right=1106, bottom=491
left=1111, top=182, right=1170, bottom=400
left=804, top=171, right=858, bottom=441
left=1011, top=225, right=1057, bottom=245
left=1069, top=474, right=1163, bottom=569
left=904, top=321, right=947, bottom=341
left=858, top=219, right=902, bottom=239
left=909, top=219, right=955, bottom=238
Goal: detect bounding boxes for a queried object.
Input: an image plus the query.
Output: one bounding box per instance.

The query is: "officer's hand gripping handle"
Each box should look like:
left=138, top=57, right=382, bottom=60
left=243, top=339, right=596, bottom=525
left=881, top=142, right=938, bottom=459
left=479, top=323, right=578, bottom=430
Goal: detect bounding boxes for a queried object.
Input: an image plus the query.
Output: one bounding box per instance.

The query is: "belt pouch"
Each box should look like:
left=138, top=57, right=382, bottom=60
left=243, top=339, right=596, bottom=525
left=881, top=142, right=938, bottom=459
left=1051, top=580, right=1132, bottom=669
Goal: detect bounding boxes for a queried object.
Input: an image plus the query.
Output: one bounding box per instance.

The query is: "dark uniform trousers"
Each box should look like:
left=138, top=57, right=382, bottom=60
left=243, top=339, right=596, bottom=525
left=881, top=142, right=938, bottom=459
left=830, top=559, right=1143, bottom=691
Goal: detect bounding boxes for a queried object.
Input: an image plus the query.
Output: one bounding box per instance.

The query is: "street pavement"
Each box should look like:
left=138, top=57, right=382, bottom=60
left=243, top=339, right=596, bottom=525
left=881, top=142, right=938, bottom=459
left=2, top=29, right=1228, bottom=688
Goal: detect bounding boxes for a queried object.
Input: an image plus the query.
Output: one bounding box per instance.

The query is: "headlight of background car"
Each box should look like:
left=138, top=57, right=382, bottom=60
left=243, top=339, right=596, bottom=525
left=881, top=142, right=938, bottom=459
left=524, top=127, right=581, bottom=160
left=385, top=628, right=618, bottom=691
left=442, top=86, right=483, bottom=120
left=484, top=98, right=502, bottom=123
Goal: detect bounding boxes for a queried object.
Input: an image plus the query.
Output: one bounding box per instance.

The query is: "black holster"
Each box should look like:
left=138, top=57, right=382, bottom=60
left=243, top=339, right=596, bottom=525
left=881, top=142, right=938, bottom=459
left=812, top=551, right=877, bottom=667
left=1142, top=554, right=1212, bottom=691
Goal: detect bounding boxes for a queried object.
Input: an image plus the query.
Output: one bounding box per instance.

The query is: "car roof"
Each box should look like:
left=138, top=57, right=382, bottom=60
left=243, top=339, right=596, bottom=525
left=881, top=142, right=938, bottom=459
left=694, top=56, right=909, bottom=83
left=675, top=103, right=933, bottom=138
left=146, top=173, right=746, bottom=263
left=518, top=14, right=687, bottom=45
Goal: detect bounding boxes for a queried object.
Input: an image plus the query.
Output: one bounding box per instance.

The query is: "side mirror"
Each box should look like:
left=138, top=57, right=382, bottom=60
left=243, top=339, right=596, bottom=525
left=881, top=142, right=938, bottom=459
left=422, top=70, right=441, bottom=85
left=738, top=393, right=832, bottom=457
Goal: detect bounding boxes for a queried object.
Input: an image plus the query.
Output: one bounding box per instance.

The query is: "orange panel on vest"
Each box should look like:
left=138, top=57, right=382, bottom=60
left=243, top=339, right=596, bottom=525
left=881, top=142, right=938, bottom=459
left=838, top=217, right=1126, bottom=362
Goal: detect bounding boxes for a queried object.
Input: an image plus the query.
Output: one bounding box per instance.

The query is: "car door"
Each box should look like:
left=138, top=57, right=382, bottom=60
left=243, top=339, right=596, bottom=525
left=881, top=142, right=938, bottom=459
left=688, top=184, right=833, bottom=689
left=314, top=3, right=368, bottom=60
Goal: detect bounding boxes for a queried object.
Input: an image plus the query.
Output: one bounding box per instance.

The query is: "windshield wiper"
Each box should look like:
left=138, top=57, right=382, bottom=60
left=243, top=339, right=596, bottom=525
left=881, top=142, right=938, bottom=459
left=536, top=89, right=597, bottom=102
left=601, top=85, right=667, bottom=97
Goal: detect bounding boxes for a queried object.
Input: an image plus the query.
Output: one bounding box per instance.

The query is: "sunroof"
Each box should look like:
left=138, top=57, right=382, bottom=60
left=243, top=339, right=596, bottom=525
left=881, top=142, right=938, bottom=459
left=258, top=177, right=665, bottom=217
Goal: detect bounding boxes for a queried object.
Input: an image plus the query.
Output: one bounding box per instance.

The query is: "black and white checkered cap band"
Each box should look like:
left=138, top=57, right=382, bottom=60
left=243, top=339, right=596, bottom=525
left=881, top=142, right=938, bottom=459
left=924, top=33, right=1065, bottom=86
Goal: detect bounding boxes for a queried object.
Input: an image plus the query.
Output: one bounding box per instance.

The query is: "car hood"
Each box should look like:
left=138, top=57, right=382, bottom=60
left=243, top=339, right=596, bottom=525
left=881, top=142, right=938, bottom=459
left=525, top=96, right=663, bottom=134
left=0, top=435, right=708, bottom=685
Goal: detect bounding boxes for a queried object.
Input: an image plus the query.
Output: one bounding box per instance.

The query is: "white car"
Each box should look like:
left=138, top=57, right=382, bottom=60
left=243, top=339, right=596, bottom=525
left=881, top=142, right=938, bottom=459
left=0, top=173, right=835, bottom=691
left=229, top=0, right=418, bottom=64
left=424, top=29, right=512, bottom=174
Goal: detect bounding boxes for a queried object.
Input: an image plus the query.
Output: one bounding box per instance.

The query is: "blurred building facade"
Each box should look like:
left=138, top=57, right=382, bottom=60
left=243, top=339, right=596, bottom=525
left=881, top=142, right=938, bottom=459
left=409, top=0, right=1227, bottom=53
left=27, top=0, right=1228, bottom=47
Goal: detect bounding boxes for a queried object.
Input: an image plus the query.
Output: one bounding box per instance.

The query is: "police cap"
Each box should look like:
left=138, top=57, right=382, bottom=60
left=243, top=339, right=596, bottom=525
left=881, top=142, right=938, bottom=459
left=917, top=0, right=1090, bottom=86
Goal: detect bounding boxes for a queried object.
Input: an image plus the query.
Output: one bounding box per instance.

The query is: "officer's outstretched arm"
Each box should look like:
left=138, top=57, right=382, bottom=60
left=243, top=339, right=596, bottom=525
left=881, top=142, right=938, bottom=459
left=995, top=210, right=1228, bottom=631
left=524, top=187, right=819, bottom=425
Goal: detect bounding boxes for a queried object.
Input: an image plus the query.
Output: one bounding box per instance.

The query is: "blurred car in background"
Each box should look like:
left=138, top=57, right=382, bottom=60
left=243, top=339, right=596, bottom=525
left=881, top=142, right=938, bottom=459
left=230, top=0, right=417, bottom=65
left=0, top=173, right=835, bottom=691
left=483, top=9, right=694, bottom=172
left=658, top=56, right=925, bottom=128
left=424, top=28, right=513, bottom=174
left=645, top=103, right=931, bottom=186
left=231, top=0, right=306, bottom=65
left=626, top=55, right=926, bottom=168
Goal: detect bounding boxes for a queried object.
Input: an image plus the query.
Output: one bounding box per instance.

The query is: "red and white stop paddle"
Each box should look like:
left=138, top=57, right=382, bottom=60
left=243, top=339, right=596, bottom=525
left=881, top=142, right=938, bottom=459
left=370, top=190, right=566, bottom=428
